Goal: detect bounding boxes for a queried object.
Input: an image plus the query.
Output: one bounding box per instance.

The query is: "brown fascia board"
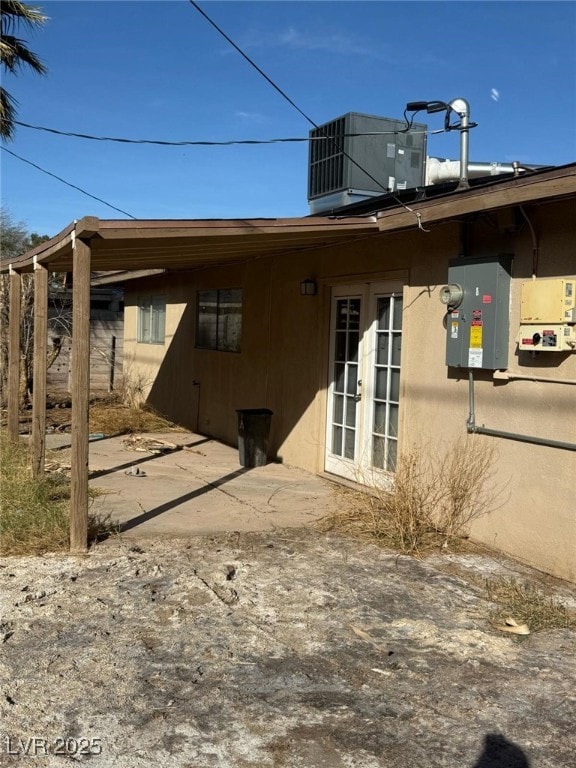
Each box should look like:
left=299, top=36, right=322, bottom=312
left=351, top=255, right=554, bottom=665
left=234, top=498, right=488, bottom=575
left=94, top=215, right=377, bottom=239
left=1, top=214, right=378, bottom=274
left=376, top=163, right=576, bottom=232
left=0, top=221, right=76, bottom=274
left=0, top=216, right=101, bottom=274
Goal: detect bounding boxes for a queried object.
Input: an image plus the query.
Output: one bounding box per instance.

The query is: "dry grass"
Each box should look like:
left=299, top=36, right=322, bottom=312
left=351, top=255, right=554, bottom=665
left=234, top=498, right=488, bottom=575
left=485, top=577, right=576, bottom=633
left=0, top=433, right=116, bottom=556
left=89, top=400, right=183, bottom=437
left=318, top=436, right=502, bottom=556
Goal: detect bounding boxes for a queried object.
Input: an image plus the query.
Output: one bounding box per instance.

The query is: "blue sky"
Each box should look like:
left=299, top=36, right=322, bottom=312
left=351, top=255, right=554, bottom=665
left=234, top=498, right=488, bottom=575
left=2, top=0, right=575, bottom=236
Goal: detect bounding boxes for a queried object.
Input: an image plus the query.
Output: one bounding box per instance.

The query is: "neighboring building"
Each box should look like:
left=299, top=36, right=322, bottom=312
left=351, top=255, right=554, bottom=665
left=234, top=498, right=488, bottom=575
left=46, top=283, right=124, bottom=394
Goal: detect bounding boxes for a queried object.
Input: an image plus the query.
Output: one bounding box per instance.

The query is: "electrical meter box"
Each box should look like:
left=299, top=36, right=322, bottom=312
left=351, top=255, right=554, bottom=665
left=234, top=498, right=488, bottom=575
left=518, top=277, right=576, bottom=351
left=443, top=255, right=512, bottom=369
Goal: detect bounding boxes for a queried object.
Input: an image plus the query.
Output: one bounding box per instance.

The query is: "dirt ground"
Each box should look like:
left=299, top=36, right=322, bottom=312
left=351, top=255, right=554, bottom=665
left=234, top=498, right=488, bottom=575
left=1, top=528, right=575, bottom=768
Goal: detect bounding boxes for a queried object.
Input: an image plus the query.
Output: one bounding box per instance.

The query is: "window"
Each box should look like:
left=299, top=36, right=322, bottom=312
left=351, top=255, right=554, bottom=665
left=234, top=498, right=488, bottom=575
left=137, top=296, right=166, bottom=344
left=197, top=289, right=242, bottom=352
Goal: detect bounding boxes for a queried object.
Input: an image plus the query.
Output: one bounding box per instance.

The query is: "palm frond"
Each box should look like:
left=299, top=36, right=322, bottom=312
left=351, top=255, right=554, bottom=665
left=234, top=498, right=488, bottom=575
left=0, top=34, right=46, bottom=74
left=0, top=87, right=18, bottom=141
left=0, top=1, right=47, bottom=33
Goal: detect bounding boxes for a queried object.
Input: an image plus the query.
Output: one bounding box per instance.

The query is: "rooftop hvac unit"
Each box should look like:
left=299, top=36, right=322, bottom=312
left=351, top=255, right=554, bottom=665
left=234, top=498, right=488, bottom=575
left=308, top=112, right=427, bottom=214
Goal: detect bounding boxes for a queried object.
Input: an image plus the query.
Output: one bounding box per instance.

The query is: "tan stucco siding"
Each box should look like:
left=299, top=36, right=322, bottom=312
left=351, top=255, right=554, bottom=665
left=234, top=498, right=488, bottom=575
left=123, top=198, right=576, bottom=581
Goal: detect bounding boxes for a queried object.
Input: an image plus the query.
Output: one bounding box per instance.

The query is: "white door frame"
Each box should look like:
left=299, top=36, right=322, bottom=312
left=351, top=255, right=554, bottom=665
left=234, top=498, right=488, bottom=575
left=324, top=281, right=404, bottom=485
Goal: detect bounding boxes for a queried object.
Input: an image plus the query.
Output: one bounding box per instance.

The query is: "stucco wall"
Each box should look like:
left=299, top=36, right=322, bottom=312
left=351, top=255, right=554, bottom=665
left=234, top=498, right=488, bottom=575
left=124, top=198, right=576, bottom=581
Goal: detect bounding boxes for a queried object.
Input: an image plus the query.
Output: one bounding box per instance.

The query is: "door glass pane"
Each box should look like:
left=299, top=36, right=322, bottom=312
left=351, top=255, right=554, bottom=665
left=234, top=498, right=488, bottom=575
left=346, top=364, right=358, bottom=396
left=389, top=404, right=399, bottom=436
left=348, top=331, right=359, bottom=363
left=391, top=334, right=402, bottom=366
left=393, top=297, right=403, bottom=330
left=377, top=299, right=390, bottom=330
left=332, top=426, right=343, bottom=455
left=375, top=368, right=388, bottom=399
left=334, top=363, right=345, bottom=393
left=344, top=429, right=355, bottom=459
left=335, top=300, right=348, bottom=330
left=333, top=394, right=344, bottom=424
left=348, top=299, right=360, bottom=330
left=390, top=369, right=401, bottom=401
left=373, top=401, right=387, bottom=435
left=387, top=439, right=398, bottom=471
left=345, top=396, right=356, bottom=427
left=335, top=332, right=347, bottom=361
left=376, top=334, right=389, bottom=365
left=372, top=435, right=385, bottom=469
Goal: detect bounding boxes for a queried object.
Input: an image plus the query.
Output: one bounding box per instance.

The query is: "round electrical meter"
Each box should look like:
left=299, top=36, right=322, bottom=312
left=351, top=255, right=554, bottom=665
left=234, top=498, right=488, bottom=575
left=439, top=283, right=464, bottom=308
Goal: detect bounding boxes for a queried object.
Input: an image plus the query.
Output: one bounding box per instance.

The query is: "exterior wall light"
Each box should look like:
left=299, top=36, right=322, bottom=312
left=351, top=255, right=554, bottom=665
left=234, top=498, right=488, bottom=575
left=300, top=278, right=317, bottom=296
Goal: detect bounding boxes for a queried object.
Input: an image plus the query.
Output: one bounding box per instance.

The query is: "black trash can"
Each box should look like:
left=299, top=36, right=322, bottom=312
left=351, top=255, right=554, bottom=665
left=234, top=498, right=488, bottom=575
left=236, top=408, right=273, bottom=468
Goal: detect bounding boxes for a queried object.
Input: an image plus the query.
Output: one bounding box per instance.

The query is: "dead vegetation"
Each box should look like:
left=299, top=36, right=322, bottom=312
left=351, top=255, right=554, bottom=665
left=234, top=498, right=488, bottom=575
left=485, top=577, right=576, bottom=633
left=318, top=436, right=503, bottom=556
left=0, top=433, right=116, bottom=556
left=317, top=438, right=576, bottom=635
left=89, top=398, right=182, bottom=437
left=0, top=435, right=69, bottom=555
left=0, top=384, right=183, bottom=555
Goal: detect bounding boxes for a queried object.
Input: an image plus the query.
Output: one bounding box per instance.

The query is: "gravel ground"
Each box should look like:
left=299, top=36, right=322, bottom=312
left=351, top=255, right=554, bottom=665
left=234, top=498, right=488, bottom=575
left=1, top=529, right=575, bottom=767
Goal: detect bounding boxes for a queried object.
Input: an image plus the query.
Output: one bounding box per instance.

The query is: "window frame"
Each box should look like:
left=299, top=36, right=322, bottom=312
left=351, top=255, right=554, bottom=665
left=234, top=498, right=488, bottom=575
left=196, top=288, right=242, bottom=353
left=137, top=295, right=166, bottom=345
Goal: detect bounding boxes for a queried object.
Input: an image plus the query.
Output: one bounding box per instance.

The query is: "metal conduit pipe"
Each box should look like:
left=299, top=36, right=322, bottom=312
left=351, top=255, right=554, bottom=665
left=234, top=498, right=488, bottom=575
left=493, top=370, right=576, bottom=385
left=466, top=371, right=576, bottom=452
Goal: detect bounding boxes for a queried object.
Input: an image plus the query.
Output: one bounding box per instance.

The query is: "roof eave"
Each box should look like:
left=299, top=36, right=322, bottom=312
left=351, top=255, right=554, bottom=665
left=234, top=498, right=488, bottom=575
left=376, top=164, right=576, bottom=232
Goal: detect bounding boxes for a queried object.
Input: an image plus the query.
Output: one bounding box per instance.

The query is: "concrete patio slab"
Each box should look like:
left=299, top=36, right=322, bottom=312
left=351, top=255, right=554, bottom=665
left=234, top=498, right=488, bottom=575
left=48, top=432, right=337, bottom=536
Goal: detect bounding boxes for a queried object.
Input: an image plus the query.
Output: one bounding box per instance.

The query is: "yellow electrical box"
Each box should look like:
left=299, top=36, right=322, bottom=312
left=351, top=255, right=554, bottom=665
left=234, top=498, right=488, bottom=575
left=520, top=277, right=576, bottom=323
left=518, top=277, right=576, bottom=351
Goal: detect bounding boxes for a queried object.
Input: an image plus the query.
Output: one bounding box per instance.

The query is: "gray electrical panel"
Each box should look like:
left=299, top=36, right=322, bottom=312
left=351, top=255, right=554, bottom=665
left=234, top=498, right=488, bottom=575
left=443, top=255, right=512, bottom=370
left=308, top=112, right=428, bottom=213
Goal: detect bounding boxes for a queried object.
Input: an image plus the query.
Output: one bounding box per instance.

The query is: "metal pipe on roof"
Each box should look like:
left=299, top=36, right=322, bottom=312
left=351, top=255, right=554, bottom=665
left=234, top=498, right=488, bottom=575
left=449, top=98, right=471, bottom=190
left=425, top=158, right=522, bottom=185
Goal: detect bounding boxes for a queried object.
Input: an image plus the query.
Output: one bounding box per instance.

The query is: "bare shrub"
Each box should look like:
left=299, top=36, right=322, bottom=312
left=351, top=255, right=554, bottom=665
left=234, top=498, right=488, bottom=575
left=118, top=356, right=154, bottom=409
left=86, top=355, right=181, bottom=436
left=318, top=435, right=503, bottom=556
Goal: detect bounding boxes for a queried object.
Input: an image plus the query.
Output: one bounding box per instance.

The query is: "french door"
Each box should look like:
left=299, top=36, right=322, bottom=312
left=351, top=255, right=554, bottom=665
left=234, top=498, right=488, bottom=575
left=325, top=282, right=403, bottom=483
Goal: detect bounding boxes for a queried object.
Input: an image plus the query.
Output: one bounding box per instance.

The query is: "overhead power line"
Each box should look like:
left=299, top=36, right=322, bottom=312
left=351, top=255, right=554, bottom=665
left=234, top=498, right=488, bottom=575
left=1, top=146, right=137, bottom=219
left=11, top=119, right=436, bottom=146
left=188, top=1, right=428, bottom=227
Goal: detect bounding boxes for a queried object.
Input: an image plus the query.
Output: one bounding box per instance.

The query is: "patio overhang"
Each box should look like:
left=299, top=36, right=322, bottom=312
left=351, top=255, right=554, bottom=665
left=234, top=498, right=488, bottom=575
left=0, top=213, right=380, bottom=552
left=1, top=214, right=380, bottom=275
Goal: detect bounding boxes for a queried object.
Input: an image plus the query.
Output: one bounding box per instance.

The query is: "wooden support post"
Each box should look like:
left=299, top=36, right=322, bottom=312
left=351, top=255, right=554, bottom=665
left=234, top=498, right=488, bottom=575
left=32, top=262, right=48, bottom=477
left=109, top=335, right=116, bottom=392
left=7, top=268, right=22, bottom=441
left=70, top=238, right=91, bottom=552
